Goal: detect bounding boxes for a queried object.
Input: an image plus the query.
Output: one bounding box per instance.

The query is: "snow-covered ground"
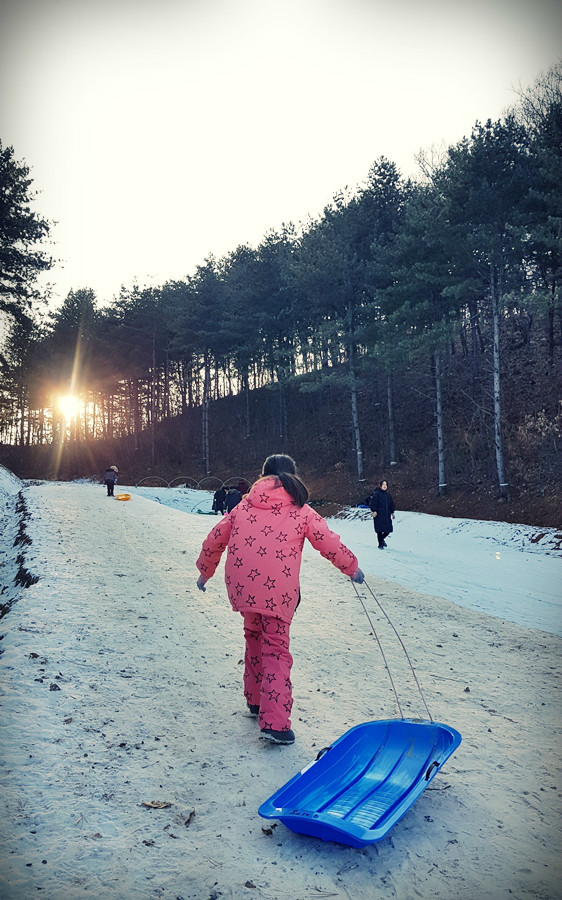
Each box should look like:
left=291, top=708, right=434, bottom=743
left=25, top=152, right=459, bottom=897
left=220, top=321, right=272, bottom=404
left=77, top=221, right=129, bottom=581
left=132, top=483, right=562, bottom=637
left=1, top=467, right=561, bottom=900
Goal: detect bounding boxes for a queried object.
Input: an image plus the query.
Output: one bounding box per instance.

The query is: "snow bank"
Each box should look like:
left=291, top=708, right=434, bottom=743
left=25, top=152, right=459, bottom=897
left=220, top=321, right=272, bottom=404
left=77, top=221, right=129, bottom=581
left=0, top=465, right=23, bottom=617
left=0, top=463, right=21, bottom=499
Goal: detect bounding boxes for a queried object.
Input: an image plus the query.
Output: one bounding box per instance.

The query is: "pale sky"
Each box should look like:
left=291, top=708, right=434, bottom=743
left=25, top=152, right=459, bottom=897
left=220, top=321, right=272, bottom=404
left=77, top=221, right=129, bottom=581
left=1, top=0, right=561, bottom=309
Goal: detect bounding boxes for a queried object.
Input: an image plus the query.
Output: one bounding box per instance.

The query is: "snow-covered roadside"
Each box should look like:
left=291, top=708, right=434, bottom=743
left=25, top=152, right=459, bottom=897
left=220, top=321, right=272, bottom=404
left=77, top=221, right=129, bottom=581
left=0, top=465, right=25, bottom=618
left=325, top=509, right=562, bottom=637
left=0, top=476, right=561, bottom=899
left=132, top=484, right=562, bottom=637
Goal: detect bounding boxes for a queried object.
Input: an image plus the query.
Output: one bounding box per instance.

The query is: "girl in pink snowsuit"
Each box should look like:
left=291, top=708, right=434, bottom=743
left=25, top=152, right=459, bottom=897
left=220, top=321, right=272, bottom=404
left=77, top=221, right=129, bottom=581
left=196, top=454, right=364, bottom=744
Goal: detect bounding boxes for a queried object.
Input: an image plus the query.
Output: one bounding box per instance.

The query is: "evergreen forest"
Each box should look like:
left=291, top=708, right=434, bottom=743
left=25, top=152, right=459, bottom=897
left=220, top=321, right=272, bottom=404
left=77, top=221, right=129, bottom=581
left=1, top=66, right=560, bottom=527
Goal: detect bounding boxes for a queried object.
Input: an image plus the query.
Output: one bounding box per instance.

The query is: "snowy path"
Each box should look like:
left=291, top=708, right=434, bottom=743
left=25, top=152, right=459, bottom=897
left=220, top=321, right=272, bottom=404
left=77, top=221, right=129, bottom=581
left=1, top=480, right=561, bottom=900
left=1, top=484, right=261, bottom=897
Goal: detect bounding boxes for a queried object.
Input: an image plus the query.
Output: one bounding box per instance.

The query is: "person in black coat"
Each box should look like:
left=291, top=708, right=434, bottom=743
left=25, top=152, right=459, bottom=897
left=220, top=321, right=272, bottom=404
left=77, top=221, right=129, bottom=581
left=212, top=486, right=227, bottom=514
left=225, top=486, right=242, bottom=513
left=368, top=480, right=395, bottom=549
left=104, top=465, right=118, bottom=497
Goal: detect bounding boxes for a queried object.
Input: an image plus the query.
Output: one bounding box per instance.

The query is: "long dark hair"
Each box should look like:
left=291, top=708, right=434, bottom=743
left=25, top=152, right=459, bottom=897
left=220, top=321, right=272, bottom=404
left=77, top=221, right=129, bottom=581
left=261, top=454, right=309, bottom=508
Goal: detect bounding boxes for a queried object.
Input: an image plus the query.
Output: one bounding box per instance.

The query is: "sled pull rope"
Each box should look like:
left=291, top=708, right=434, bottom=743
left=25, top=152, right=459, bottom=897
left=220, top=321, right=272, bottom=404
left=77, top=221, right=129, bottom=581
left=351, top=579, right=433, bottom=723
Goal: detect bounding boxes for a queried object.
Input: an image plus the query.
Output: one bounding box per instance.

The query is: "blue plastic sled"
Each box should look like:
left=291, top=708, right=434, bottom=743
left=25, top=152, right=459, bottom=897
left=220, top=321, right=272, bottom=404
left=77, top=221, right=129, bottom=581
left=259, top=718, right=461, bottom=848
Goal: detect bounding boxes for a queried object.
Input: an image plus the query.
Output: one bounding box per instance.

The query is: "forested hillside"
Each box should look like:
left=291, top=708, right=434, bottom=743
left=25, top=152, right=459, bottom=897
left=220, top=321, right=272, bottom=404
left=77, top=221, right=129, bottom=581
left=1, top=315, right=559, bottom=527
left=1, top=67, right=560, bottom=527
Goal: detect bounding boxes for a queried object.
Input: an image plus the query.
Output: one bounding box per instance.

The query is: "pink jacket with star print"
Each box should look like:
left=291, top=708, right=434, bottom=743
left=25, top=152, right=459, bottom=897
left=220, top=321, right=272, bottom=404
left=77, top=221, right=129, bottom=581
left=196, top=476, right=359, bottom=623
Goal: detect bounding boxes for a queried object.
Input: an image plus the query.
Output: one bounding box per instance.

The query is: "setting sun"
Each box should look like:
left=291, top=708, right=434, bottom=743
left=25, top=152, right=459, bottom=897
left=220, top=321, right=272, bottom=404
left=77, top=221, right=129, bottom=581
left=58, top=394, right=80, bottom=422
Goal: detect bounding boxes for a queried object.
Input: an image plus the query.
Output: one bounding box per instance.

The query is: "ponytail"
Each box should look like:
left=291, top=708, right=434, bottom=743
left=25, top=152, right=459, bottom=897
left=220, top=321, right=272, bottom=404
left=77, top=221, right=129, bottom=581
left=261, top=454, right=309, bottom=508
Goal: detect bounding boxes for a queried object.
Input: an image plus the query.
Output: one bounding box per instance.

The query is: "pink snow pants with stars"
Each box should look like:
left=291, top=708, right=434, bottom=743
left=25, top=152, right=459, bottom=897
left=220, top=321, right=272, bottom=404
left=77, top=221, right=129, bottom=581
left=241, top=611, right=293, bottom=732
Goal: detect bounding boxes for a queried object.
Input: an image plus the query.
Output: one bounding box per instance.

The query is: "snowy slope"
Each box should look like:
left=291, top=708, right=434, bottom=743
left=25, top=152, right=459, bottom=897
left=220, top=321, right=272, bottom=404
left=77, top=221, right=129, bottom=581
left=132, top=483, right=562, bottom=637
left=0, top=474, right=561, bottom=900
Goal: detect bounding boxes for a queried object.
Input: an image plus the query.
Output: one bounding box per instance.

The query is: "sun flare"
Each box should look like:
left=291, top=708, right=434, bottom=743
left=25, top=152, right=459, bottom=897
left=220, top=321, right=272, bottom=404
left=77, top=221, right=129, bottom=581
left=58, top=394, right=80, bottom=422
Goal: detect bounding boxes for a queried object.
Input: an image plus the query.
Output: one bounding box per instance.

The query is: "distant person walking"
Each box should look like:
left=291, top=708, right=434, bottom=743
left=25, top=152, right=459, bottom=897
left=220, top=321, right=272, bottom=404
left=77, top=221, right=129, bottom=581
left=195, top=454, right=364, bottom=745
left=369, top=480, right=395, bottom=549
left=212, top=486, right=227, bottom=514
left=225, top=486, right=242, bottom=512
left=103, top=465, right=118, bottom=497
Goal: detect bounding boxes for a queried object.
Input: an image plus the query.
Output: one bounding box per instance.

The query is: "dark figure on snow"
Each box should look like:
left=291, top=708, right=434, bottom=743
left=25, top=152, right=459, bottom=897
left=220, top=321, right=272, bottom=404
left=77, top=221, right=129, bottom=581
left=225, top=486, right=242, bottom=512
left=104, top=465, right=118, bottom=497
left=212, top=486, right=227, bottom=514
left=369, top=480, right=395, bottom=549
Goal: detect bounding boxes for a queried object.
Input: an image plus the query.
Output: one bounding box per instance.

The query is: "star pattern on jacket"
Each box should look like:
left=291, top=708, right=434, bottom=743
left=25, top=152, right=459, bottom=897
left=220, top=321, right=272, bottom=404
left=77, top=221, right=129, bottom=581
left=195, top=476, right=358, bottom=624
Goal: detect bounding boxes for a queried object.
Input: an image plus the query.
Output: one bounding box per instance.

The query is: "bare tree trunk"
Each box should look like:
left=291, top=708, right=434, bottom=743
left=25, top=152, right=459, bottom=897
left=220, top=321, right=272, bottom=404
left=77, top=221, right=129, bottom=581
left=386, top=373, right=397, bottom=466
left=547, top=280, right=556, bottom=366
left=187, top=362, right=194, bottom=409
left=130, top=380, right=139, bottom=450
left=468, top=297, right=481, bottom=382
left=106, top=394, right=113, bottom=441
left=244, top=370, right=251, bottom=439
left=164, top=350, right=170, bottom=417
left=277, top=336, right=288, bottom=442
left=491, top=266, right=508, bottom=499
left=350, top=380, right=364, bottom=482
left=202, top=358, right=211, bottom=475
left=434, top=350, right=447, bottom=496
left=18, top=384, right=25, bottom=446
left=150, top=327, right=156, bottom=467
left=178, top=363, right=188, bottom=415
left=346, top=305, right=364, bottom=482
left=278, top=380, right=287, bottom=441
